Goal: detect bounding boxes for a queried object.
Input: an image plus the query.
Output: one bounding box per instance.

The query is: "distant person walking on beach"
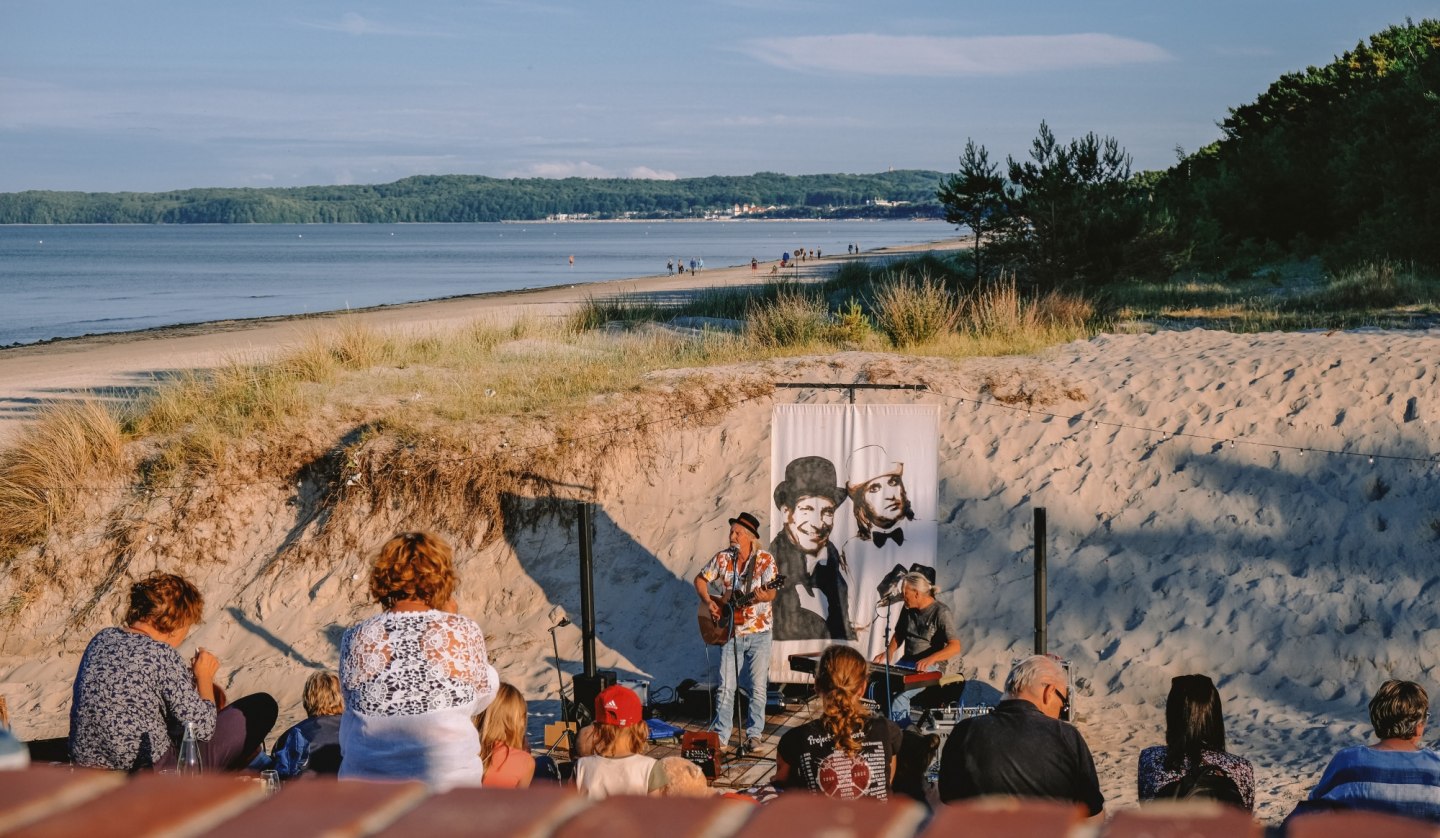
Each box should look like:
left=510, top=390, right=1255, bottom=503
left=689, top=258, right=696, bottom=275
left=751, top=257, right=758, bottom=271
left=667, top=259, right=674, bottom=275
left=697, top=258, right=704, bottom=271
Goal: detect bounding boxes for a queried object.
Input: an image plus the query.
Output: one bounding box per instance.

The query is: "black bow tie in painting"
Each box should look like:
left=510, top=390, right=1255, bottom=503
left=873, top=528, right=905, bottom=548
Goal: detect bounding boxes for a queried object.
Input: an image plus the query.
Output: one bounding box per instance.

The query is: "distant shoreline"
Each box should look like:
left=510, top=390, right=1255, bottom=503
left=1, top=216, right=944, bottom=227
left=0, top=236, right=967, bottom=445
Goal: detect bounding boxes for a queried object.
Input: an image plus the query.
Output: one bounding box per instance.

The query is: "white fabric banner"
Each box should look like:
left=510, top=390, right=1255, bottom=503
left=768, top=403, right=939, bottom=682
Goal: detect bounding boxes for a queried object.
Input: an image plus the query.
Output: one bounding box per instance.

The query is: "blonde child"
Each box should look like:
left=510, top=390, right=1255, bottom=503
left=269, top=671, right=344, bottom=778
left=477, top=683, right=535, bottom=788
left=574, top=685, right=667, bottom=799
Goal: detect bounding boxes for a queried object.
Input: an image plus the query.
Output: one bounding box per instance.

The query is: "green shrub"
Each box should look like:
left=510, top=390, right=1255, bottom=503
left=872, top=273, right=960, bottom=347
left=745, top=289, right=832, bottom=348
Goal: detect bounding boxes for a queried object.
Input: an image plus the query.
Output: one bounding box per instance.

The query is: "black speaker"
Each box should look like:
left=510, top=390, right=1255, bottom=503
left=570, top=670, right=618, bottom=723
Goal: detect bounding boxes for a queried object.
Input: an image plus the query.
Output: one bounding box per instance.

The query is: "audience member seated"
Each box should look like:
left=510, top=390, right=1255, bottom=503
left=658, top=756, right=712, bottom=797
left=1299, top=679, right=1440, bottom=823
left=68, top=571, right=277, bottom=772
left=892, top=728, right=941, bottom=805
left=1138, top=674, right=1253, bottom=809
left=774, top=644, right=902, bottom=800
left=478, top=683, right=536, bottom=788
left=338, top=531, right=498, bottom=790
left=574, top=684, right=668, bottom=799
left=266, top=671, right=344, bottom=779
left=937, top=655, right=1103, bottom=816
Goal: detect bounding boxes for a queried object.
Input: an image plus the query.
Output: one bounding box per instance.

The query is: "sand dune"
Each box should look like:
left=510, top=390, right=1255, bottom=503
left=2, top=267, right=1437, bottom=822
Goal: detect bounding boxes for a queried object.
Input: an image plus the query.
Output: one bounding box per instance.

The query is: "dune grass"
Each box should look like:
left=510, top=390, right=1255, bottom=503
left=3, top=249, right=1432, bottom=590
left=0, top=401, right=125, bottom=558
left=1100, top=260, right=1440, bottom=331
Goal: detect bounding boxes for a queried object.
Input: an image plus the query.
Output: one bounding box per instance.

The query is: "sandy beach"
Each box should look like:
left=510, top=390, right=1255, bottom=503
left=2, top=238, right=1439, bottom=825
left=0, top=239, right=963, bottom=449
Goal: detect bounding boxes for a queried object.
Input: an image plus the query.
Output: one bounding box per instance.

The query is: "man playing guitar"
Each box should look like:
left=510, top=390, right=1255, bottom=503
left=693, top=512, right=778, bottom=757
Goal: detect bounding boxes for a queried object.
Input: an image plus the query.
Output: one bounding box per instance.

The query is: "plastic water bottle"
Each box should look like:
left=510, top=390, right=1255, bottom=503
left=176, top=722, right=202, bottom=776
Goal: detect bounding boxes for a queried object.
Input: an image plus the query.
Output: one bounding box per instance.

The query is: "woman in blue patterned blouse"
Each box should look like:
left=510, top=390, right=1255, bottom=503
left=68, top=572, right=275, bottom=771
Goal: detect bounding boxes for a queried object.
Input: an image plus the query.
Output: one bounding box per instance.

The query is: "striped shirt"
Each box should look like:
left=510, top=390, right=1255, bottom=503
left=1308, top=745, right=1440, bottom=822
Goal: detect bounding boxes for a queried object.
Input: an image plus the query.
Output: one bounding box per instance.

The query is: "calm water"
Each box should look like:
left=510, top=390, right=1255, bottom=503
left=0, top=220, right=955, bottom=347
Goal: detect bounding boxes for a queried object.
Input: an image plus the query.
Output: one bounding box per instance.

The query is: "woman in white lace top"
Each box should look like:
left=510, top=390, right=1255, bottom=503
left=338, top=531, right=498, bottom=789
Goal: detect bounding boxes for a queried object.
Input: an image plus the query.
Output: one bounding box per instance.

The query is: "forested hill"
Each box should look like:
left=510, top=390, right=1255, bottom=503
left=1158, top=18, right=1440, bottom=266
left=0, top=171, right=944, bottom=224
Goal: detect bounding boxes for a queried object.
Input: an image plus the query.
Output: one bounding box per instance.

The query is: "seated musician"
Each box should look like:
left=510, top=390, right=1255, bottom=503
left=872, top=571, right=961, bottom=724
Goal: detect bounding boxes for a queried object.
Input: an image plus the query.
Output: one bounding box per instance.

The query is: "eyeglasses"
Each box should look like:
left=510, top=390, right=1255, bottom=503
left=1052, top=686, right=1071, bottom=719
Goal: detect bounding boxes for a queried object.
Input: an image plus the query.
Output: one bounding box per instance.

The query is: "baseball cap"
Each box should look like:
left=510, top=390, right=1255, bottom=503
left=595, top=684, right=643, bottom=727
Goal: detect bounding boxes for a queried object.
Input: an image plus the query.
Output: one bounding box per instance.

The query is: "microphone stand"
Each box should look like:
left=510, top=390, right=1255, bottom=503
left=881, top=598, right=896, bottom=720
left=728, top=552, right=749, bottom=763
left=548, top=619, right=572, bottom=728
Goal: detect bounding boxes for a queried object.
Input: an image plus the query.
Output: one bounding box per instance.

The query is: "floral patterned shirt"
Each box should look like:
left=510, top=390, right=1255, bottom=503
left=698, top=547, right=778, bottom=635
left=68, top=627, right=216, bottom=770
left=1137, top=745, right=1256, bottom=811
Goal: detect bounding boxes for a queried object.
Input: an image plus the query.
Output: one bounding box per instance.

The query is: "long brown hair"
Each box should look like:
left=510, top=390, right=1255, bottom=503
left=1164, top=674, right=1226, bottom=771
left=816, top=644, right=870, bottom=754
left=477, top=683, right=528, bottom=762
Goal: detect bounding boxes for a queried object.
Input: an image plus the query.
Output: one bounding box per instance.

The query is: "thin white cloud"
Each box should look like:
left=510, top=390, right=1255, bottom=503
left=515, top=161, right=614, bottom=178
left=625, top=166, right=678, bottom=180
left=740, top=33, right=1171, bottom=77
left=293, top=13, right=458, bottom=38
left=504, top=162, right=680, bottom=180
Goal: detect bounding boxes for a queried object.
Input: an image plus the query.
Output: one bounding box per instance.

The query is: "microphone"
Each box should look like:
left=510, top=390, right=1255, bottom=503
left=878, top=590, right=905, bottom=607
left=550, top=617, right=571, bottom=631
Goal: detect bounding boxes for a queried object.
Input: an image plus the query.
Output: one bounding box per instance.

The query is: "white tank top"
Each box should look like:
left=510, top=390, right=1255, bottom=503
left=575, top=753, right=659, bottom=799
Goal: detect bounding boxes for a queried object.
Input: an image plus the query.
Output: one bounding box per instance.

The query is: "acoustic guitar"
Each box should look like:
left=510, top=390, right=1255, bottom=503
left=697, top=575, right=786, bottom=646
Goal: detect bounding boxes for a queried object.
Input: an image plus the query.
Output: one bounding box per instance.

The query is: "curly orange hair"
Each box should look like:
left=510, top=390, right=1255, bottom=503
left=816, top=644, right=870, bottom=754
left=124, top=572, right=204, bottom=634
left=369, top=531, right=458, bottom=610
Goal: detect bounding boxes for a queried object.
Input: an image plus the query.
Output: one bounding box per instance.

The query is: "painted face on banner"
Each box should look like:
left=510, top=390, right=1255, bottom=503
left=783, top=494, right=836, bottom=554
left=860, top=473, right=907, bottom=530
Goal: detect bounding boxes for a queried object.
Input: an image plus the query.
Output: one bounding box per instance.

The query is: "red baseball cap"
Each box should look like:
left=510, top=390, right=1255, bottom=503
left=595, top=684, right=643, bottom=727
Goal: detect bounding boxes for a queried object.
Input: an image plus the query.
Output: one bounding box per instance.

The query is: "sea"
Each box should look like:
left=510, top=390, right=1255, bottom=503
left=0, top=220, right=956, bottom=347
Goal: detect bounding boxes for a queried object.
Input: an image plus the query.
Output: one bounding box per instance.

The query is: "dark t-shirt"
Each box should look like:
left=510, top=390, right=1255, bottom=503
left=937, top=699, right=1104, bottom=815
left=777, top=714, right=902, bottom=800
left=896, top=600, right=958, bottom=673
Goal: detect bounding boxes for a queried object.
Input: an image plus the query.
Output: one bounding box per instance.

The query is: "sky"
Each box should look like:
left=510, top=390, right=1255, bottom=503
left=2, top=1, right=1437, bottom=193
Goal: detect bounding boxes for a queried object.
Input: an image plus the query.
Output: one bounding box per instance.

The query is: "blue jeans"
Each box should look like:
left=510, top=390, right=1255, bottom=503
left=869, top=657, right=923, bottom=725
left=711, top=630, right=771, bottom=746
left=888, top=685, right=925, bottom=724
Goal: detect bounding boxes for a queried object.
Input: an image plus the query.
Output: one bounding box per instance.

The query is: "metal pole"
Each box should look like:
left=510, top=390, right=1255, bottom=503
left=579, top=501, right=597, bottom=677
left=1034, top=507, right=1047, bottom=655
